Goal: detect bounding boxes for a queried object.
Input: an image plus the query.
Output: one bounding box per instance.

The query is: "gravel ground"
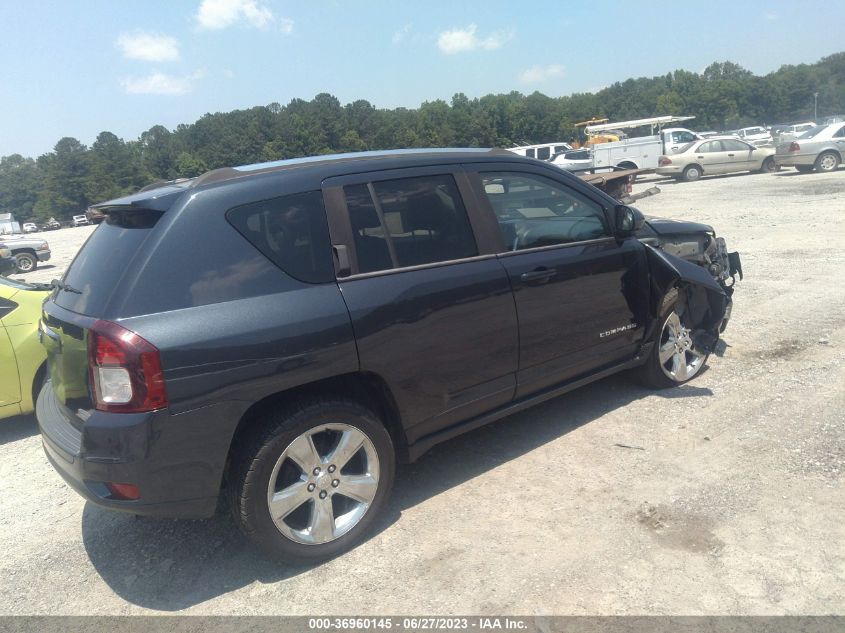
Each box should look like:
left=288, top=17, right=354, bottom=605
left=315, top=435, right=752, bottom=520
left=1, top=168, right=843, bottom=615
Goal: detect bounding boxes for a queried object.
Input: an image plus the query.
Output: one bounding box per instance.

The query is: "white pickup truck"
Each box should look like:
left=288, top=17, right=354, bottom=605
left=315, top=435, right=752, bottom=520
left=591, top=127, right=701, bottom=170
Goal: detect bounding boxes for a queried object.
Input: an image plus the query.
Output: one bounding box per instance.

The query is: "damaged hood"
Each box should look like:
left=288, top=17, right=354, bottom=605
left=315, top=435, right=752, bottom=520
left=639, top=217, right=714, bottom=237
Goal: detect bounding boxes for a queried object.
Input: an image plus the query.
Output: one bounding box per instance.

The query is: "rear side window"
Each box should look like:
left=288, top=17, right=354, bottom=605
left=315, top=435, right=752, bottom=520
left=344, top=175, right=478, bottom=274
left=226, top=191, right=333, bottom=284
left=536, top=147, right=551, bottom=160
left=55, top=211, right=161, bottom=315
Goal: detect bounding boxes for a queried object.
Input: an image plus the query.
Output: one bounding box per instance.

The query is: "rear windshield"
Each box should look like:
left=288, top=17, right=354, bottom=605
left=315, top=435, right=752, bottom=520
left=54, top=210, right=161, bottom=315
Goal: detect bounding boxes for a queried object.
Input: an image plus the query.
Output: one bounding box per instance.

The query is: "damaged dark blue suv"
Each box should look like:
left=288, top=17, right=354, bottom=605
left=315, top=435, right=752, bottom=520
left=37, top=149, right=740, bottom=562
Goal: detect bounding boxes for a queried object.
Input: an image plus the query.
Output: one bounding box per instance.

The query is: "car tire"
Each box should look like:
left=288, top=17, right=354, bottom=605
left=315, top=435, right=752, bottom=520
left=14, top=252, right=37, bottom=273
left=682, top=165, right=702, bottom=182
left=228, top=397, right=395, bottom=563
left=795, top=165, right=813, bottom=173
left=760, top=157, right=778, bottom=173
left=815, top=151, right=839, bottom=173
left=638, top=288, right=709, bottom=389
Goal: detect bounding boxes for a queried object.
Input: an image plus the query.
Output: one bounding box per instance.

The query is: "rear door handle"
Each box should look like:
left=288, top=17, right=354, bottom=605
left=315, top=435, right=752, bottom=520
left=520, top=268, right=557, bottom=284
left=727, top=153, right=735, bottom=157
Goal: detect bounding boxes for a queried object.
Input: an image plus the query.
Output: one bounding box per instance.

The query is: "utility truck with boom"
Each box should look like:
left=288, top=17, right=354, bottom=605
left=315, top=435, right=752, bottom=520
left=583, top=116, right=701, bottom=170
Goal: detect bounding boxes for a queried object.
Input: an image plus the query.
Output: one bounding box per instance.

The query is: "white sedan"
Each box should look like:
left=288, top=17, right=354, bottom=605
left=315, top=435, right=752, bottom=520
left=656, top=137, right=777, bottom=182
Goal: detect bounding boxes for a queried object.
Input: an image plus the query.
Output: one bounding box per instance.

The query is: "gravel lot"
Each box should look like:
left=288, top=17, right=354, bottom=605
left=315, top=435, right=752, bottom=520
left=1, top=169, right=843, bottom=615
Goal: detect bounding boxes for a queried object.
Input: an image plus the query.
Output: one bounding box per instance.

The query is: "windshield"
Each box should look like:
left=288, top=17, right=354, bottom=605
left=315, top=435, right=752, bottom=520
left=798, top=125, right=828, bottom=139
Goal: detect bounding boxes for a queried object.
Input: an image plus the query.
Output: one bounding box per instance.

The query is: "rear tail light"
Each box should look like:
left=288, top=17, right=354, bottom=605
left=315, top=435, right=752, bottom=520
left=88, top=320, right=168, bottom=413
left=658, top=157, right=672, bottom=166
left=789, top=142, right=800, bottom=152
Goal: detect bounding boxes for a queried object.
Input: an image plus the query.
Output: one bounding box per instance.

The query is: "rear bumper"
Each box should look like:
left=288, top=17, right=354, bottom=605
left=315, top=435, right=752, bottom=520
left=37, top=381, right=230, bottom=518
left=774, top=154, right=815, bottom=167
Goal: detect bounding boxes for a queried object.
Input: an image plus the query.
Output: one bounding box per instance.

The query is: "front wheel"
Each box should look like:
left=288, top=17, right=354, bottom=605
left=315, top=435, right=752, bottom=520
left=638, top=293, right=709, bottom=388
left=682, top=165, right=702, bottom=182
left=228, top=398, right=395, bottom=563
left=14, top=252, right=37, bottom=273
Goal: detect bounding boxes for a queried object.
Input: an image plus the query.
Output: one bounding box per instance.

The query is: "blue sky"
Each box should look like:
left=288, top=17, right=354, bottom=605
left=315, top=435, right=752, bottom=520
left=0, top=0, right=842, bottom=158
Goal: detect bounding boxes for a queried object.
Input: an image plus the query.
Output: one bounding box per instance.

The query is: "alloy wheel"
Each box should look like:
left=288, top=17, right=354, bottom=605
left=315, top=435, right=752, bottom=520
left=266, top=423, right=379, bottom=545
left=658, top=310, right=706, bottom=382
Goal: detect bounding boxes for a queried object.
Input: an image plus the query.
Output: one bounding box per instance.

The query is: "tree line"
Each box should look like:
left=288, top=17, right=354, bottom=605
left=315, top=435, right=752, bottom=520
left=1, top=53, right=843, bottom=222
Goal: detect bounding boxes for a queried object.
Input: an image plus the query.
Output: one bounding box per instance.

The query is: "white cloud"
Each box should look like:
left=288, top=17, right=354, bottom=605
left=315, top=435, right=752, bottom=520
left=196, top=0, right=276, bottom=30
left=279, top=17, right=294, bottom=34
left=764, top=11, right=778, bottom=20
left=437, top=24, right=511, bottom=54
left=116, top=32, right=180, bottom=62
left=392, top=23, right=412, bottom=44
left=519, top=64, right=565, bottom=84
left=121, top=70, right=205, bottom=95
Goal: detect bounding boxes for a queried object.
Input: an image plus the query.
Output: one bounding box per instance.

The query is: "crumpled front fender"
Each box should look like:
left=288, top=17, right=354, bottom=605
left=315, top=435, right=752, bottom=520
left=645, top=245, right=729, bottom=353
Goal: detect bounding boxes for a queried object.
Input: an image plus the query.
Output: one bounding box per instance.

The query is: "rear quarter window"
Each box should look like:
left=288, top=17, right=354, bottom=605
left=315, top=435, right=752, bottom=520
left=226, top=191, right=333, bottom=284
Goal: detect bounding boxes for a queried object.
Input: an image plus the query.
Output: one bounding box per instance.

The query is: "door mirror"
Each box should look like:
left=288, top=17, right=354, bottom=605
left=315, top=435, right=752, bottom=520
left=615, top=205, right=644, bottom=236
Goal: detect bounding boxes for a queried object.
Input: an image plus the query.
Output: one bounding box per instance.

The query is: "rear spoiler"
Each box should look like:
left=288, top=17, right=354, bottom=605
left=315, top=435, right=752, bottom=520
left=90, top=181, right=193, bottom=213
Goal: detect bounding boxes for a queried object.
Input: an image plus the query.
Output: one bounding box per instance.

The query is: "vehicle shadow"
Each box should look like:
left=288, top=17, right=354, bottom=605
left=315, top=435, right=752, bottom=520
left=81, top=370, right=713, bottom=611
left=0, top=413, right=38, bottom=445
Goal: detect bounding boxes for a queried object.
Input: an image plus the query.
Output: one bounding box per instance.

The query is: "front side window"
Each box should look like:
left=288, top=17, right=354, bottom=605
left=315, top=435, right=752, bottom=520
left=344, top=175, right=477, bottom=273
left=526, top=149, right=536, bottom=158
left=480, top=172, right=609, bottom=251
left=672, top=131, right=696, bottom=144
left=227, top=190, right=333, bottom=284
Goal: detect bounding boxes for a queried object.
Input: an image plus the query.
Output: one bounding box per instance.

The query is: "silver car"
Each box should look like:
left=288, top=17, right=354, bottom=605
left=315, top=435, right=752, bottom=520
left=774, top=123, right=845, bottom=173
left=656, top=137, right=777, bottom=182
left=550, top=149, right=593, bottom=171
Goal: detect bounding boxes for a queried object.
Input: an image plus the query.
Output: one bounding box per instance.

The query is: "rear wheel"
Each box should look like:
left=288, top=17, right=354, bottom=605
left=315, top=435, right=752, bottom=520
left=815, top=151, right=839, bottom=172
left=638, top=290, right=709, bottom=388
left=682, top=165, right=702, bottom=182
left=228, top=398, right=395, bottom=563
left=14, top=252, right=37, bottom=273
left=760, top=157, right=778, bottom=173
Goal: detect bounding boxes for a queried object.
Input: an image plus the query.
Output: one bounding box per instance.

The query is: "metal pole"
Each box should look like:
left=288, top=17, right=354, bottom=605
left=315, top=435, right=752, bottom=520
left=814, top=92, right=818, bottom=121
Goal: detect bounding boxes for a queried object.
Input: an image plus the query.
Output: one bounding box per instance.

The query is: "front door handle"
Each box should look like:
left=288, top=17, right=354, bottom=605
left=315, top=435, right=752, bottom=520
left=520, top=268, right=557, bottom=284
left=727, top=153, right=735, bottom=157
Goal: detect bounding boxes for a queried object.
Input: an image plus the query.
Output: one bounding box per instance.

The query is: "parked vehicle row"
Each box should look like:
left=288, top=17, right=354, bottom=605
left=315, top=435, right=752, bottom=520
left=656, top=122, right=844, bottom=181
left=36, top=148, right=739, bottom=563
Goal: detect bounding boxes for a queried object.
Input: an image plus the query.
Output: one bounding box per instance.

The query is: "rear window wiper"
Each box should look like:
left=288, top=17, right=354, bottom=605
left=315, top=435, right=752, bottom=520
left=50, top=279, right=82, bottom=294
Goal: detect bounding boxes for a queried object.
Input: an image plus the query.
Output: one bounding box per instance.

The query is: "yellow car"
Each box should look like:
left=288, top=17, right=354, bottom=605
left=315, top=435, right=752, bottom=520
left=0, top=276, right=51, bottom=419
